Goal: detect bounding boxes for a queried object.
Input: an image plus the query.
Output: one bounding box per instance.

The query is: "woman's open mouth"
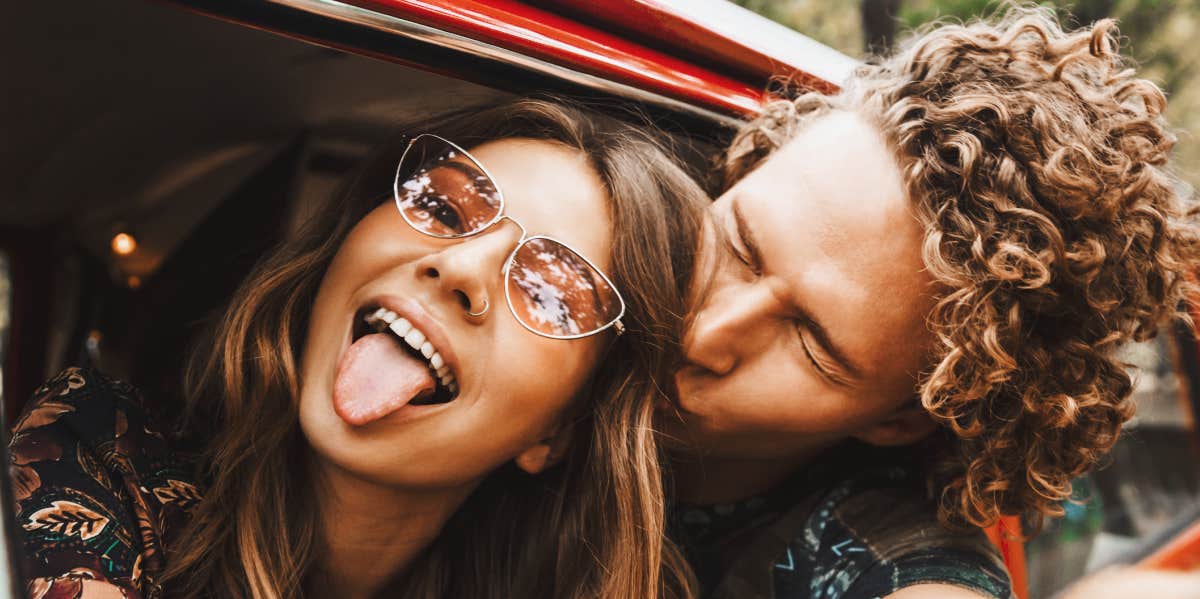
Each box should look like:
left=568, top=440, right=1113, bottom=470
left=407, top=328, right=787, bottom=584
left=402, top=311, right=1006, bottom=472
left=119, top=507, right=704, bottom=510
left=333, top=304, right=460, bottom=426
left=356, top=306, right=458, bottom=400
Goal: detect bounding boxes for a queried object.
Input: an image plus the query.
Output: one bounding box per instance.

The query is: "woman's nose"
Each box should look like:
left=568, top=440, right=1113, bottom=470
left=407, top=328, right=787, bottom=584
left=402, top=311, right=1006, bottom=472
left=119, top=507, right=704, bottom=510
left=415, top=222, right=523, bottom=321
left=683, top=282, right=778, bottom=376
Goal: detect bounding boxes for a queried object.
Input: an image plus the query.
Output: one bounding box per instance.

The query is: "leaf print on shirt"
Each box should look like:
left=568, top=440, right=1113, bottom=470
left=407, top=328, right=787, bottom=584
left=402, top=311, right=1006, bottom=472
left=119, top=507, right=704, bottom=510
left=101, top=411, right=168, bottom=579
left=78, top=443, right=116, bottom=494
left=106, top=410, right=137, bottom=474
left=9, top=428, right=64, bottom=507
left=151, top=480, right=201, bottom=509
left=27, top=567, right=130, bottom=599
left=131, top=553, right=143, bottom=586
left=8, top=378, right=77, bottom=507
left=13, top=400, right=76, bottom=434
left=59, top=369, right=87, bottom=396
left=11, top=428, right=63, bottom=465
left=10, top=464, right=41, bottom=505
left=26, top=367, right=85, bottom=402
left=24, top=500, right=111, bottom=541
left=13, top=369, right=199, bottom=599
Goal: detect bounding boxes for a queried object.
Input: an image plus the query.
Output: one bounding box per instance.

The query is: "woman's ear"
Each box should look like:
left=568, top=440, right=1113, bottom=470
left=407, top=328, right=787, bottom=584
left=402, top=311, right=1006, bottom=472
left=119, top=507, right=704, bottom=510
left=851, top=403, right=938, bottom=447
left=514, top=424, right=574, bottom=475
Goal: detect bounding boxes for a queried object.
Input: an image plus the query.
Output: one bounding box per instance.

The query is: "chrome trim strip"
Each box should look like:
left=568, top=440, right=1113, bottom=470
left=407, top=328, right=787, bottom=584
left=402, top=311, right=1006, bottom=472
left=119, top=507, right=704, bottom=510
left=265, top=0, right=741, bottom=126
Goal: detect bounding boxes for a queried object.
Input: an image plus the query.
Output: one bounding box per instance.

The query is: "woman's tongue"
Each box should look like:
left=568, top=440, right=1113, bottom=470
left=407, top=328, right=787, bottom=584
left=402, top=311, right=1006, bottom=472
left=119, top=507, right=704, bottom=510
left=334, top=333, right=436, bottom=426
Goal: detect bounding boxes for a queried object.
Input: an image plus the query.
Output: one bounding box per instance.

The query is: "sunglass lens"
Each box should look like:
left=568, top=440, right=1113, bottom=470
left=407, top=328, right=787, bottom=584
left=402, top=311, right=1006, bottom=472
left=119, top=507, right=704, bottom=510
left=507, top=238, right=623, bottom=338
left=395, top=135, right=502, bottom=237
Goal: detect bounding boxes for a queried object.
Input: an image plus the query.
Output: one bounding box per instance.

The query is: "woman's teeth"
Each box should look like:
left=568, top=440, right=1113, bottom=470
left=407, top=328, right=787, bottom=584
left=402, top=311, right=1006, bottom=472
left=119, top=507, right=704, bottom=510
left=364, top=307, right=458, bottom=395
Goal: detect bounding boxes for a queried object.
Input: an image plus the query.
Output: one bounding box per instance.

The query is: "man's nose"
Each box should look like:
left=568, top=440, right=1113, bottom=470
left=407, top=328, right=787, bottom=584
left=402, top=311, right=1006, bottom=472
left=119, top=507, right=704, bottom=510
left=415, top=222, right=523, bottom=320
left=684, top=282, right=778, bottom=376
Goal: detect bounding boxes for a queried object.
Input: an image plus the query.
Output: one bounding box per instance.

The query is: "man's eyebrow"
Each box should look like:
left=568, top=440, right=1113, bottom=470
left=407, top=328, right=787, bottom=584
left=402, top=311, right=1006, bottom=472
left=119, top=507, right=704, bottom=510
left=732, top=198, right=765, bottom=269
left=801, top=313, right=864, bottom=384
left=733, top=198, right=864, bottom=383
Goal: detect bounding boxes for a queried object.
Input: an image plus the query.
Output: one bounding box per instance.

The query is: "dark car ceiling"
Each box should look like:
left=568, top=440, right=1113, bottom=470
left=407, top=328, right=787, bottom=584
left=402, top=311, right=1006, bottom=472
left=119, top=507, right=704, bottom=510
left=3, top=0, right=505, bottom=276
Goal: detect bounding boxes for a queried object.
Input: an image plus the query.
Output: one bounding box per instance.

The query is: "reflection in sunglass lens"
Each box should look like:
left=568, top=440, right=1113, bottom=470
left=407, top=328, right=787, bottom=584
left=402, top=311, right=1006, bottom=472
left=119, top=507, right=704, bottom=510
left=394, top=134, right=625, bottom=338
left=507, top=238, right=622, bottom=338
left=395, top=136, right=502, bottom=237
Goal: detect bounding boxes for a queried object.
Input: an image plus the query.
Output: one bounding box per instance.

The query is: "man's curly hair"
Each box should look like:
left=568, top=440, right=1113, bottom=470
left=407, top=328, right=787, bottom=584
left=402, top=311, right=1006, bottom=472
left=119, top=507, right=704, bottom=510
left=720, top=5, right=1200, bottom=528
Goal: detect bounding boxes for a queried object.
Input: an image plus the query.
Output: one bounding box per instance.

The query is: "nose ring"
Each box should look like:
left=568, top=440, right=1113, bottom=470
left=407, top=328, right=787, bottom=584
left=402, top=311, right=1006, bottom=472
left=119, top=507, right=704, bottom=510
left=467, top=297, right=490, bottom=318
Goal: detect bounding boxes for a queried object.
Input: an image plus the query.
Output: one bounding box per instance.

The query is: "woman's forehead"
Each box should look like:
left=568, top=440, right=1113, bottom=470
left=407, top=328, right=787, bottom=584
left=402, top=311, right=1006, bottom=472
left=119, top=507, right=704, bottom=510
left=467, top=138, right=613, bottom=266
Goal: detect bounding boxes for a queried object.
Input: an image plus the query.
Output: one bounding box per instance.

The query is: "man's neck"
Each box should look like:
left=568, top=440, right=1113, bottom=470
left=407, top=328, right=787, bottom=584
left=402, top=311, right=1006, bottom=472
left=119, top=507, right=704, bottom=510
left=309, top=460, right=477, bottom=599
left=670, top=450, right=821, bottom=505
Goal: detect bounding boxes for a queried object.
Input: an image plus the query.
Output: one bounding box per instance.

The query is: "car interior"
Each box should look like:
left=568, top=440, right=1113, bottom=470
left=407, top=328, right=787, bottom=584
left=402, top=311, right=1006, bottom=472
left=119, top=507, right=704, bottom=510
left=3, top=0, right=521, bottom=406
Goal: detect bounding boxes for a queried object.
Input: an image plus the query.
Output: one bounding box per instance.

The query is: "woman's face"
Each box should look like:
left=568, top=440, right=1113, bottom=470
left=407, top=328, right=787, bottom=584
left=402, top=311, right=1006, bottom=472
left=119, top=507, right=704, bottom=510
left=299, top=138, right=613, bottom=491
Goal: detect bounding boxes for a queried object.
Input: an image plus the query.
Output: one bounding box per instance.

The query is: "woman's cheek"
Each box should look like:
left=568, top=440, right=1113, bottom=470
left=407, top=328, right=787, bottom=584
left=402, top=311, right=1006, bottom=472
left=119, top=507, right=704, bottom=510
left=492, top=335, right=600, bottom=415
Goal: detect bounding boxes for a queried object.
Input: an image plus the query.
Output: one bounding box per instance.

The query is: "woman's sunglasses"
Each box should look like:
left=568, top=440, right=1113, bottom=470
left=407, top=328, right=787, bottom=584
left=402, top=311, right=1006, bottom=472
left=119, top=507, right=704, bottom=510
left=393, top=133, right=626, bottom=340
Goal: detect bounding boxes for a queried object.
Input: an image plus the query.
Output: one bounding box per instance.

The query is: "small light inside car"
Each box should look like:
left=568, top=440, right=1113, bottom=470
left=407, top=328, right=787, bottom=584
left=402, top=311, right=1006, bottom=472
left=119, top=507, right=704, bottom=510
left=127, top=275, right=142, bottom=289
left=111, top=233, right=137, bottom=256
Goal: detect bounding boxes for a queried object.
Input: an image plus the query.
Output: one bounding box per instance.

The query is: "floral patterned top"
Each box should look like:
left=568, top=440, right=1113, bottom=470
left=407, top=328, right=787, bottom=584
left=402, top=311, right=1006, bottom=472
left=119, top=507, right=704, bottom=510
left=8, top=367, right=202, bottom=599
left=670, top=442, right=1014, bottom=599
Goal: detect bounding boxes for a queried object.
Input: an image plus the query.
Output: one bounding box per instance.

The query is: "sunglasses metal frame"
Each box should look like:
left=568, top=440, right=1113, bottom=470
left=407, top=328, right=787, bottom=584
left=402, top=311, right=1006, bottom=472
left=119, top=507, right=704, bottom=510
left=393, top=133, right=627, bottom=340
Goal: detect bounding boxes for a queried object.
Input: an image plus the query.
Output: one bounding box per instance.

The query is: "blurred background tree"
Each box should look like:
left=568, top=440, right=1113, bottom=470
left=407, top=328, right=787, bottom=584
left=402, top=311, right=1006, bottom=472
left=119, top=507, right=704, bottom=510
left=730, top=0, right=1200, bottom=190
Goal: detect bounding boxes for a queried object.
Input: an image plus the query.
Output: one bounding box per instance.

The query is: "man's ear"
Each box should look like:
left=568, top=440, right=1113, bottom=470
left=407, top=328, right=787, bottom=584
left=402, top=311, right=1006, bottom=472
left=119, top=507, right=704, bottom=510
left=514, top=423, right=574, bottom=475
left=851, top=403, right=938, bottom=447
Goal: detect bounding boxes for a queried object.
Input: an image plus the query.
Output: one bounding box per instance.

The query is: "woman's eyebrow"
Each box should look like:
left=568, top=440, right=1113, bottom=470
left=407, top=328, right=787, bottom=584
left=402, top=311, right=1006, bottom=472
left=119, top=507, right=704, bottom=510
left=733, top=198, right=864, bottom=383
left=434, top=159, right=483, bottom=180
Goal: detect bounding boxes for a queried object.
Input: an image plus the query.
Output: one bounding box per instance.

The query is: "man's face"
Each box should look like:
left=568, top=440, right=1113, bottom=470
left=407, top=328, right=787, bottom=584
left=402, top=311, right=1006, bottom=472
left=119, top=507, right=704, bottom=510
left=666, top=110, right=938, bottom=461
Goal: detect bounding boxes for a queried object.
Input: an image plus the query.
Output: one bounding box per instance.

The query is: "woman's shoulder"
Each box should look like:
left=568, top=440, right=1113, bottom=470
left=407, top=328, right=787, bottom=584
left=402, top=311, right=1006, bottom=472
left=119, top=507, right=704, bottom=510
left=14, top=367, right=144, bottom=438
left=10, top=367, right=202, bottom=598
left=11, top=367, right=192, bottom=464
left=11, top=366, right=200, bottom=503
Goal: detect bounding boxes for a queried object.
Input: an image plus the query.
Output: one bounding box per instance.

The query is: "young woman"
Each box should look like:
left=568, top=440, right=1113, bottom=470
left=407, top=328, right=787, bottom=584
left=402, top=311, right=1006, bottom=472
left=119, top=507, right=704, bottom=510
left=10, top=98, right=707, bottom=599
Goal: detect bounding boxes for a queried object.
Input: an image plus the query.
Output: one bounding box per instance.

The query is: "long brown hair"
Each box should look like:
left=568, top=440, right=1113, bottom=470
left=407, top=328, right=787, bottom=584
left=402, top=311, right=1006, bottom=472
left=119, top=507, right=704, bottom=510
left=158, top=97, right=704, bottom=599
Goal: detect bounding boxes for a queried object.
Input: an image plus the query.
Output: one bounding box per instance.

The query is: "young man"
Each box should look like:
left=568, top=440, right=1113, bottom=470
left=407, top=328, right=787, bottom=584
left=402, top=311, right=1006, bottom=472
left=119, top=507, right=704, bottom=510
left=662, top=7, right=1200, bottom=599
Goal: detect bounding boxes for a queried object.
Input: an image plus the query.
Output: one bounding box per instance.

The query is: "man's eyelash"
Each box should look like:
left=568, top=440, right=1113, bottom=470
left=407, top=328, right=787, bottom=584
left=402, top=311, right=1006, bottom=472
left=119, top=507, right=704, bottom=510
left=797, top=325, right=843, bottom=384
left=728, top=231, right=760, bottom=274
left=798, top=332, right=824, bottom=373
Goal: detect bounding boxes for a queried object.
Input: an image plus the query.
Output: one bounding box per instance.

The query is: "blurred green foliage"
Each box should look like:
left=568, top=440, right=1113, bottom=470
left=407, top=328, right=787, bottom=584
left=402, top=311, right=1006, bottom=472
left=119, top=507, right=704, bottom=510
left=730, top=0, right=1200, bottom=189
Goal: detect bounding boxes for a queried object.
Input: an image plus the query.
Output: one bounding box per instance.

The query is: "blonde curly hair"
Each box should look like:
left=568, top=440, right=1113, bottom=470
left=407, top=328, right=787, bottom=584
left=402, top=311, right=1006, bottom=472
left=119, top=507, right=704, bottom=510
left=721, top=5, right=1200, bottom=528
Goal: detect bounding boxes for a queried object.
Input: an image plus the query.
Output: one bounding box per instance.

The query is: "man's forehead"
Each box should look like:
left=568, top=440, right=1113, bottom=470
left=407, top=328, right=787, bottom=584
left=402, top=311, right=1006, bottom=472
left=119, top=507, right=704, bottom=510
left=726, top=110, right=935, bottom=381
left=739, top=116, right=921, bottom=282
